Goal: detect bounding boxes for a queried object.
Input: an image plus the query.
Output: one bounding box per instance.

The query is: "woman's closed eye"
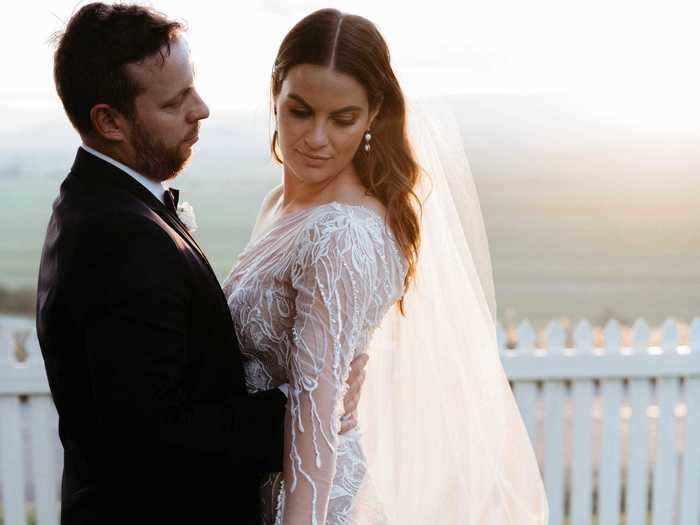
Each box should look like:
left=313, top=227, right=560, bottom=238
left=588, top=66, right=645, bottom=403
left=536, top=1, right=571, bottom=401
left=288, top=107, right=357, bottom=127
left=289, top=107, right=311, bottom=118
left=333, top=116, right=357, bottom=127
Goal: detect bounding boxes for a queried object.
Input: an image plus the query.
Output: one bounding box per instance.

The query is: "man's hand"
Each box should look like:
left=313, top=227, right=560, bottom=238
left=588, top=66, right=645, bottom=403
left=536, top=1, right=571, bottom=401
left=340, top=353, right=369, bottom=434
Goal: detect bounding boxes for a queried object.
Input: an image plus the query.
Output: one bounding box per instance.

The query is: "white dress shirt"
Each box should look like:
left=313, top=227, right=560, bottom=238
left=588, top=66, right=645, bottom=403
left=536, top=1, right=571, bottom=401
left=80, top=144, right=167, bottom=204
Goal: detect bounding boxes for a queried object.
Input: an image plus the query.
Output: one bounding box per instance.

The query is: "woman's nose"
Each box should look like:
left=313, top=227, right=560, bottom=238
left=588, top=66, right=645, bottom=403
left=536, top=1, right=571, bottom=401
left=304, top=121, right=329, bottom=150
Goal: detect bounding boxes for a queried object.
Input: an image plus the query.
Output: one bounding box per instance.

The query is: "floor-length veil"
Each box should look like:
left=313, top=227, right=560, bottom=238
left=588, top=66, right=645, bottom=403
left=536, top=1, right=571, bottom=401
left=356, top=98, right=549, bottom=524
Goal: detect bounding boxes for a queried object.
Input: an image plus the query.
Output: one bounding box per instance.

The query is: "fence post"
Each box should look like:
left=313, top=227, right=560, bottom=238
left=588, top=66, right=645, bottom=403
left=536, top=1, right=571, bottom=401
left=0, top=324, right=28, bottom=525
left=570, top=320, right=595, bottom=524
left=653, top=319, right=682, bottom=525
left=625, top=319, right=652, bottom=525
left=543, top=320, right=566, bottom=525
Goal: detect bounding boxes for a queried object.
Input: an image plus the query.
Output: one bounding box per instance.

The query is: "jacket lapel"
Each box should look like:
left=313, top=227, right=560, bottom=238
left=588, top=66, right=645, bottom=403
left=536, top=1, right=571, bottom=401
left=155, top=205, right=212, bottom=269
left=70, top=148, right=218, bottom=278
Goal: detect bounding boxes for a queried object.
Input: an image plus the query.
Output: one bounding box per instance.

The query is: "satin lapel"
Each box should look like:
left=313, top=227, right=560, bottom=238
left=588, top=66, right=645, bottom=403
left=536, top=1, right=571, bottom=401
left=69, top=147, right=220, bottom=282
left=156, top=207, right=214, bottom=272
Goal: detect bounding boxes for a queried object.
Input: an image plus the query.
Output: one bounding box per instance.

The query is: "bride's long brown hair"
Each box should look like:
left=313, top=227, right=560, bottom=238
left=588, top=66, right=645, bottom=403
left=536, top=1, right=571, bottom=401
left=270, top=8, right=421, bottom=312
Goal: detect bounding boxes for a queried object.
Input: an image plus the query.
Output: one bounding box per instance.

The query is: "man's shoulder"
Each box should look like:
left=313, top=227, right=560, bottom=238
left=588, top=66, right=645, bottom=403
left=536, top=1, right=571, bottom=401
left=56, top=148, right=168, bottom=231
left=58, top=171, right=162, bottom=226
left=47, top=176, right=175, bottom=262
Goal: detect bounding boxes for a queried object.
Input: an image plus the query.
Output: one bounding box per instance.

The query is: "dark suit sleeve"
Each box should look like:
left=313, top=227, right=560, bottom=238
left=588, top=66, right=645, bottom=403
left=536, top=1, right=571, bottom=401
left=81, top=217, right=285, bottom=473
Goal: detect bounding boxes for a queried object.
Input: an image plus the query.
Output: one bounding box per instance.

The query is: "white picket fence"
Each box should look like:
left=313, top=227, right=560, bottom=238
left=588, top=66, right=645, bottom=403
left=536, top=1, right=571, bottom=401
left=498, top=318, right=700, bottom=525
left=0, top=317, right=58, bottom=525
left=0, top=316, right=699, bottom=525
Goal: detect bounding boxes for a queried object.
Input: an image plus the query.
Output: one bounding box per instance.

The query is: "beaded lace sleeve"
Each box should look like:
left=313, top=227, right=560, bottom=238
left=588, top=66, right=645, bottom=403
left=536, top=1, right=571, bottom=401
left=281, top=213, right=379, bottom=525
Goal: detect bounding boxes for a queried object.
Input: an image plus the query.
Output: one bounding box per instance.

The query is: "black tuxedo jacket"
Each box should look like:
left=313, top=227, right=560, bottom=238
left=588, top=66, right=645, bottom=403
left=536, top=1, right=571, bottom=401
left=36, top=148, right=285, bottom=525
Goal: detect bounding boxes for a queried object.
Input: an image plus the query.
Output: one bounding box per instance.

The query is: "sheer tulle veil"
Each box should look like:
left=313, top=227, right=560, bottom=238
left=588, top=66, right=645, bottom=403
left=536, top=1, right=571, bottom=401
left=356, top=97, right=549, bottom=524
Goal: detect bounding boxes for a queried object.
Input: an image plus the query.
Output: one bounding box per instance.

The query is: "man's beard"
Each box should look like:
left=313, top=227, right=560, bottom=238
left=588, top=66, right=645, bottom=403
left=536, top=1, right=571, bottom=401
left=130, top=118, right=193, bottom=182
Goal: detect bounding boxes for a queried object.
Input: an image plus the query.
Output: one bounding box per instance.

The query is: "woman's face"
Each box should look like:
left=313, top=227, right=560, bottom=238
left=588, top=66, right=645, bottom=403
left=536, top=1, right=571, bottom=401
left=274, top=64, right=375, bottom=186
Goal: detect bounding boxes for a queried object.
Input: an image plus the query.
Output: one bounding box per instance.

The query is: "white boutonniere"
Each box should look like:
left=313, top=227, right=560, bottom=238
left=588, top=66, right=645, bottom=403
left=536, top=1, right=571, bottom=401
left=176, top=201, right=198, bottom=233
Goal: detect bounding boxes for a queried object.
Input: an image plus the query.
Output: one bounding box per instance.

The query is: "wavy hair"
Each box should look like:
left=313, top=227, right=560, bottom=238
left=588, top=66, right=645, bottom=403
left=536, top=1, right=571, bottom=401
left=270, top=8, right=421, bottom=312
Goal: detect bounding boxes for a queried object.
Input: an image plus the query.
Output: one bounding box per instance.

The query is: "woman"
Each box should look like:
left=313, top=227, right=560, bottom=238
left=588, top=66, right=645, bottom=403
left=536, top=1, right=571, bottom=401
left=223, top=8, right=548, bottom=525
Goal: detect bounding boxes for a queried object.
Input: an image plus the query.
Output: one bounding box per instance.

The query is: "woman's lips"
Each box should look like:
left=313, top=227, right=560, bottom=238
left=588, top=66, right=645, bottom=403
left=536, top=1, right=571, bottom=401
left=297, top=150, right=331, bottom=167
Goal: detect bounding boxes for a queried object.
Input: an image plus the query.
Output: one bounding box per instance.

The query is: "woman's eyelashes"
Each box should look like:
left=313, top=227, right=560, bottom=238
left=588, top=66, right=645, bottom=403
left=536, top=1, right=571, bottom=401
left=289, top=107, right=310, bottom=118
left=288, top=107, right=358, bottom=127
left=334, top=117, right=357, bottom=127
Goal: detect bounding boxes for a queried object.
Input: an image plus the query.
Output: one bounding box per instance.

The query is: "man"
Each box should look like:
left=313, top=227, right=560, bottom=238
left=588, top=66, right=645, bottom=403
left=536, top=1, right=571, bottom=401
left=37, top=4, right=366, bottom=524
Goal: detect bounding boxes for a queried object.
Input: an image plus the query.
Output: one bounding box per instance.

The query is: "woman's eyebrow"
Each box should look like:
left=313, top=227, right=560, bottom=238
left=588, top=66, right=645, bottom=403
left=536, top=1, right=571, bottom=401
left=288, top=94, right=311, bottom=108
left=330, top=105, right=362, bottom=115
left=287, top=93, right=362, bottom=115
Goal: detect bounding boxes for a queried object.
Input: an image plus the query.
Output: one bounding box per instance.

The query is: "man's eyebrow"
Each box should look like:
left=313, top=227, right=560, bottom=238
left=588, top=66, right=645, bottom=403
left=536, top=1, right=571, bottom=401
left=288, top=93, right=362, bottom=114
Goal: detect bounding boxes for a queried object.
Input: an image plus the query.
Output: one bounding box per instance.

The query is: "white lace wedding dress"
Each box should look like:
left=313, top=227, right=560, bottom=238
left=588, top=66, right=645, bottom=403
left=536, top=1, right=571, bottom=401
left=223, top=200, right=407, bottom=525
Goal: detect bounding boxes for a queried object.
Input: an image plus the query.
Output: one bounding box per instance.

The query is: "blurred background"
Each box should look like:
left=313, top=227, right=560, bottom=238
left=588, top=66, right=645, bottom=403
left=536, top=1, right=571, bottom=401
left=1, top=0, right=698, bottom=339
left=1, top=3, right=699, bottom=524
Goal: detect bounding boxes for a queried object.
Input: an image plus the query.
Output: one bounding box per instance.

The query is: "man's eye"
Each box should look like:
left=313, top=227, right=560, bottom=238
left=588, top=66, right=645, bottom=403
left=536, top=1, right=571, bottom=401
left=163, top=98, right=183, bottom=109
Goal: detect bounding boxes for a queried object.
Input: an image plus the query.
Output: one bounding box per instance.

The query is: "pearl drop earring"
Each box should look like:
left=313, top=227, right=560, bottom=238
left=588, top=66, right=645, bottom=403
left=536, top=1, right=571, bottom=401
left=364, top=130, right=372, bottom=152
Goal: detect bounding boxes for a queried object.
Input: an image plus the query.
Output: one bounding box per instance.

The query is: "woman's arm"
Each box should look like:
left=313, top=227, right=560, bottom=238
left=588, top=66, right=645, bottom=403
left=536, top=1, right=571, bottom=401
left=281, top=218, right=376, bottom=525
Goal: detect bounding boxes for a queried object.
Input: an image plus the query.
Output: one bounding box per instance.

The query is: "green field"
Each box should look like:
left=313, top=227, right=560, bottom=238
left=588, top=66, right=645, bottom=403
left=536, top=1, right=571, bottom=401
left=0, top=151, right=280, bottom=286
left=2, top=148, right=699, bottom=329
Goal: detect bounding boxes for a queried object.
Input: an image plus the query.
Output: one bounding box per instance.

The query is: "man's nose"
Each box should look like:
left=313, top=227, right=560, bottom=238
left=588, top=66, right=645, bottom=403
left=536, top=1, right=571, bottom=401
left=188, top=90, right=210, bottom=122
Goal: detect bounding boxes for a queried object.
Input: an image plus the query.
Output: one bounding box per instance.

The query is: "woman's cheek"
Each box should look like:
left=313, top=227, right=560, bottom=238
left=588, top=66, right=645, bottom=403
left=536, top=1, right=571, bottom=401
left=277, top=127, right=298, bottom=160
left=333, top=128, right=360, bottom=157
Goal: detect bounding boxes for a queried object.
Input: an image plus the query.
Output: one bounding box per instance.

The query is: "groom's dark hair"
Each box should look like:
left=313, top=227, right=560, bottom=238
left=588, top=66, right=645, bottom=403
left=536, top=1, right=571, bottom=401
left=52, top=2, right=184, bottom=134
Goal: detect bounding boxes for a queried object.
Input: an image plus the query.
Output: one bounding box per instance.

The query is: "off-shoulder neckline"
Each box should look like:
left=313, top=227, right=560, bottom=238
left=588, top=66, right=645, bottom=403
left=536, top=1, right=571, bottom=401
left=246, top=200, right=391, bottom=251
left=277, top=200, right=387, bottom=224
left=232, top=199, right=407, bottom=280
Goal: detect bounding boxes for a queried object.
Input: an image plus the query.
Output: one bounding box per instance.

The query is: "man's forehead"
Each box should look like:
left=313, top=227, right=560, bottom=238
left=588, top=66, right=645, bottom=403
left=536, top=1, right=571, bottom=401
left=127, top=35, right=189, bottom=72
left=126, top=35, right=191, bottom=88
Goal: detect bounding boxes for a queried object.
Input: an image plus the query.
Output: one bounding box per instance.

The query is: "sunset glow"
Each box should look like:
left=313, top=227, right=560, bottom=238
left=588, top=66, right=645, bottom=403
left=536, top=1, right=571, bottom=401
left=3, top=0, right=699, bottom=131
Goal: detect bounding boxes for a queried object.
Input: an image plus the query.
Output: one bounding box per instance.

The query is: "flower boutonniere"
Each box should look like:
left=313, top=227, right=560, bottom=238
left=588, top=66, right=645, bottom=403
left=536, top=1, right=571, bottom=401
left=176, top=201, right=198, bottom=233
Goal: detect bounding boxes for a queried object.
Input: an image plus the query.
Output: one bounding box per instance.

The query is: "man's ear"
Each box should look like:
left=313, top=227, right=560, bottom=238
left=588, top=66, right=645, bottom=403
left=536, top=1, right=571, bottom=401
left=89, top=104, right=127, bottom=142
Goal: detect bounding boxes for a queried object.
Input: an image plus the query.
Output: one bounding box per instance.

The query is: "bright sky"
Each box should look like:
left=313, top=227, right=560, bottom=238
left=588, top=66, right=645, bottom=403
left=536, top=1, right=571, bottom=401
left=3, top=0, right=700, bottom=129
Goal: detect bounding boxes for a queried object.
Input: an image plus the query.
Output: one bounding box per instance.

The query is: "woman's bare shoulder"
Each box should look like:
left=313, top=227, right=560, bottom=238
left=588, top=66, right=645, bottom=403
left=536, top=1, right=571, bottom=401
left=358, top=194, right=387, bottom=219
left=339, top=193, right=387, bottom=222
left=255, top=184, right=283, bottom=220
left=261, top=184, right=284, bottom=213
left=249, top=184, right=283, bottom=238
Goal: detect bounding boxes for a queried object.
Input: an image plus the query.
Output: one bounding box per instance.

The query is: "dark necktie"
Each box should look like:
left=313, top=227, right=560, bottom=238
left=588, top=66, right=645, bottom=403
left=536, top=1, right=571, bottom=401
left=163, top=188, right=180, bottom=215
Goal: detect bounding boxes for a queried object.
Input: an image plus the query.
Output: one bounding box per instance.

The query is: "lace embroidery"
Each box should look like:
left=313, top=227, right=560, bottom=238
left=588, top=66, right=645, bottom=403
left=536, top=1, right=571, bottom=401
left=224, top=202, right=406, bottom=525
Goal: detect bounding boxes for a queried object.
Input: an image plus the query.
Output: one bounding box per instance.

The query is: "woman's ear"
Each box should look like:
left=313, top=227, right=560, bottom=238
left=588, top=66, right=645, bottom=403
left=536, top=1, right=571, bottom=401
left=368, top=96, right=383, bottom=129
